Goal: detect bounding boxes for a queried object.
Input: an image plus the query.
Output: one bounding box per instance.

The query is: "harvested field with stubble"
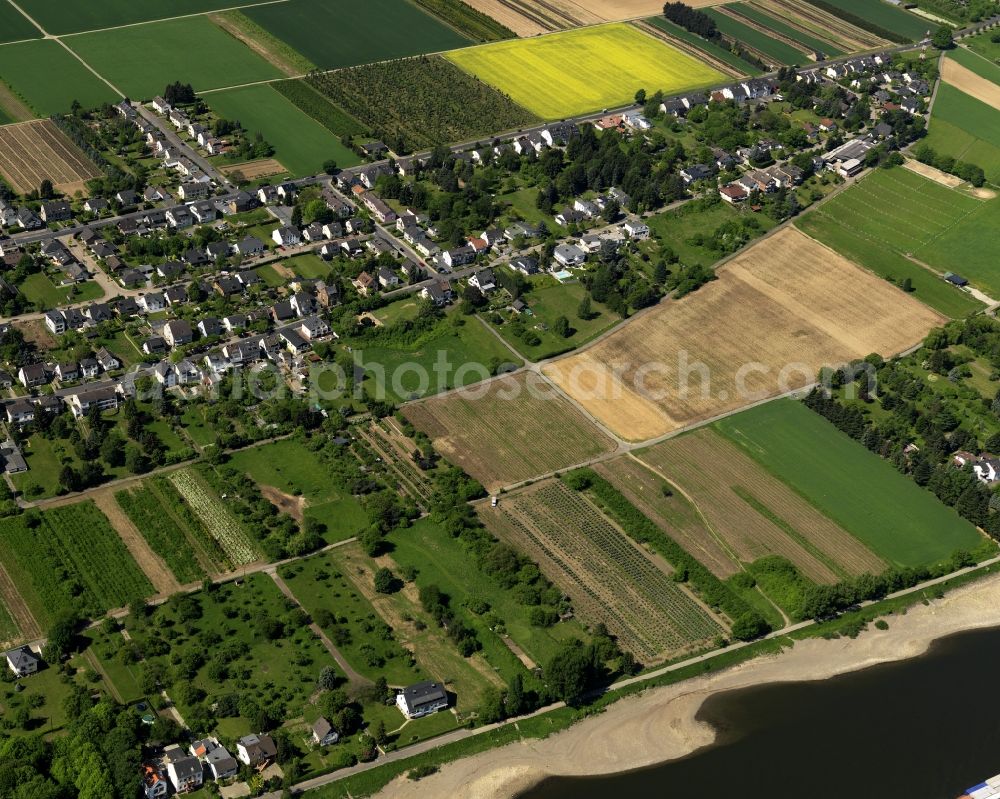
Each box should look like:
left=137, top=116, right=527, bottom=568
left=593, top=457, right=739, bottom=578
left=0, top=119, right=101, bottom=195
left=543, top=227, right=944, bottom=441
left=942, top=55, right=1000, bottom=112
left=219, top=158, right=287, bottom=180
left=637, top=429, right=885, bottom=582
left=481, top=480, right=724, bottom=660
left=403, top=372, right=617, bottom=491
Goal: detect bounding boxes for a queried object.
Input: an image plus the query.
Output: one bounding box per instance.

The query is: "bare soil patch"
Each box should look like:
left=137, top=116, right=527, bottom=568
left=544, top=227, right=944, bottom=441
left=220, top=158, right=286, bottom=179
left=209, top=12, right=299, bottom=76
left=259, top=484, right=305, bottom=523
left=92, top=489, right=181, bottom=596
left=0, top=119, right=101, bottom=195
left=577, top=0, right=725, bottom=20
left=942, top=56, right=1000, bottom=111
left=403, top=372, right=617, bottom=492
left=903, top=158, right=964, bottom=188
left=14, top=319, right=57, bottom=350
left=461, top=0, right=551, bottom=35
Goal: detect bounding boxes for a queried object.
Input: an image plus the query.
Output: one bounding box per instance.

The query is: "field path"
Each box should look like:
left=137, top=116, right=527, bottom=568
left=91, top=489, right=181, bottom=596
left=266, top=568, right=373, bottom=688
left=0, top=560, right=39, bottom=642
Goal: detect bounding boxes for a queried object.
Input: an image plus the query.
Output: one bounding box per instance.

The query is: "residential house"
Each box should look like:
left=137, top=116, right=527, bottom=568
left=153, top=361, right=177, bottom=387
left=18, top=363, right=50, bottom=388
left=165, top=753, right=203, bottom=794
left=163, top=319, right=193, bottom=347
left=272, top=225, right=302, bottom=247
left=115, top=189, right=139, bottom=207
left=166, top=206, right=193, bottom=229
left=299, top=315, right=330, bottom=340
left=164, top=285, right=188, bottom=306
left=95, top=347, right=120, bottom=371
left=222, top=314, right=247, bottom=333
left=719, top=183, right=749, bottom=204
left=235, top=236, right=265, bottom=257
left=141, top=764, right=168, bottom=799
left=352, top=272, right=375, bottom=296
left=271, top=300, right=295, bottom=322
left=40, top=200, right=71, bottom=223
left=192, top=739, right=238, bottom=781
left=554, top=243, right=586, bottom=267
left=312, top=717, right=339, bottom=747
left=44, top=310, right=66, bottom=335
left=83, top=197, right=108, bottom=215
left=680, top=164, right=714, bottom=184
left=315, top=281, right=340, bottom=308
left=468, top=268, right=496, bottom=293
left=140, top=292, right=166, bottom=313
left=5, top=398, right=35, bottom=426
left=66, top=385, right=119, bottom=418
left=214, top=275, right=242, bottom=297
left=362, top=193, right=396, bottom=224
left=510, top=256, right=539, bottom=275
left=15, top=207, right=41, bottom=230
left=190, top=201, right=216, bottom=224
left=228, top=191, right=258, bottom=214
left=79, top=357, right=100, bottom=378
left=420, top=281, right=453, bottom=306
left=623, top=220, right=650, bottom=240
left=377, top=266, right=400, bottom=289
left=443, top=246, right=475, bottom=268
left=555, top=208, right=584, bottom=226
left=55, top=361, right=79, bottom=382
left=177, top=182, right=209, bottom=201
left=396, top=681, right=449, bottom=719
left=197, top=318, right=221, bottom=338
left=290, top=291, right=315, bottom=316
left=175, top=360, right=200, bottom=384
left=5, top=646, right=39, bottom=678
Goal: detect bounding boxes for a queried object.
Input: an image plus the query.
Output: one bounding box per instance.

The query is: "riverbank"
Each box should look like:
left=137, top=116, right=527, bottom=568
left=372, top=569, right=1000, bottom=799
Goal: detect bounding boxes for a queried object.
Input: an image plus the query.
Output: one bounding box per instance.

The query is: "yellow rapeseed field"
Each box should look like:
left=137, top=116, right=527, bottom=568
left=444, top=23, right=724, bottom=119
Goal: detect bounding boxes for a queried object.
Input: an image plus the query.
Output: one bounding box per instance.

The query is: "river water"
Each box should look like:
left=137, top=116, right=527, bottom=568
left=522, top=627, right=1000, bottom=799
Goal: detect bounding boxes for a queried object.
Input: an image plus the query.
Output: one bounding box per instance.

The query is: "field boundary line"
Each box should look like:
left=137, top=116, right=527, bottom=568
left=53, top=38, right=124, bottom=97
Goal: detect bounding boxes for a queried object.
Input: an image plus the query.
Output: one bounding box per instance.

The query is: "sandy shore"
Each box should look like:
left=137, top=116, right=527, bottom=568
left=374, top=571, right=1000, bottom=799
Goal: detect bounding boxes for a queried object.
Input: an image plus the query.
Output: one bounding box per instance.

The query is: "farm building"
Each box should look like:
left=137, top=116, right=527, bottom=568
left=396, top=680, right=449, bottom=719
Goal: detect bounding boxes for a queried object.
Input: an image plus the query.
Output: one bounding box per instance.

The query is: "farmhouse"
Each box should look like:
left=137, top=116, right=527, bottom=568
left=5, top=646, right=38, bottom=677
left=396, top=680, right=449, bottom=719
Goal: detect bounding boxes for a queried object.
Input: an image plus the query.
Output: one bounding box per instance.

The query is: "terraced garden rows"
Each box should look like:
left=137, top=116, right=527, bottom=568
left=483, top=481, right=723, bottom=660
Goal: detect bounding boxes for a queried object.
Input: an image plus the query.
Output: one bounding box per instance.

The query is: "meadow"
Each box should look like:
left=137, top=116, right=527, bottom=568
left=244, top=0, right=470, bottom=70
left=0, top=40, right=116, bottom=115
left=403, top=371, right=617, bottom=492
left=207, top=84, right=360, bottom=177
left=308, top=55, right=538, bottom=150
left=544, top=227, right=943, bottom=442
left=945, top=47, right=1000, bottom=92
left=637, top=429, right=885, bottom=583
left=802, top=0, right=929, bottom=41
left=715, top=399, right=984, bottom=567
left=226, top=439, right=370, bottom=542
left=65, top=16, right=282, bottom=99
left=481, top=480, right=724, bottom=661
left=0, top=502, right=153, bottom=628
left=13, top=0, right=272, bottom=34
left=704, top=8, right=808, bottom=65
left=271, top=79, right=367, bottom=140
left=445, top=23, right=724, bottom=119
left=795, top=207, right=984, bottom=319
left=0, top=2, right=40, bottom=42
left=645, top=16, right=762, bottom=75
left=725, top=3, right=843, bottom=55
left=923, top=81, right=1000, bottom=185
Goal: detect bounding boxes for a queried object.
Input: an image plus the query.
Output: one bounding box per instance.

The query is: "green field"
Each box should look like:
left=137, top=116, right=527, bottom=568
left=802, top=0, right=929, bottom=40
left=0, top=502, right=154, bottom=627
left=226, top=439, right=370, bottom=542
left=924, top=81, right=1000, bottom=184
left=0, top=39, right=116, bottom=115
left=705, top=8, right=808, bottom=65
left=645, top=198, right=777, bottom=267
left=19, top=273, right=104, bottom=309
left=795, top=208, right=984, bottom=319
left=948, top=46, right=1000, bottom=84
left=964, top=28, right=1000, bottom=63
left=919, top=197, right=1000, bottom=298
left=13, top=0, right=268, bottom=34
left=245, top=0, right=470, bottom=70
left=352, top=310, right=522, bottom=403
left=271, top=79, right=367, bottom=140
left=716, top=399, right=984, bottom=567
left=206, top=84, right=360, bottom=177
left=445, top=23, right=724, bottom=119
left=725, top=3, right=844, bottom=56
left=645, top=17, right=761, bottom=75
left=65, top=15, right=283, bottom=99
left=0, top=1, right=41, bottom=42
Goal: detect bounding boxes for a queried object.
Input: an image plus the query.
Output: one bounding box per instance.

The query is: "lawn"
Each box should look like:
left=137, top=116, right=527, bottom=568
left=19, top=273, right=104, bottom=309
left=645, top=17, right=761, bottom=75
left=9, top=432, right=80, bottom=499
left=964, top=29, right=1000, bottom=63
left=715, top=399, right=985, bottom=567
left=0, top=501, right=154, bottom=627
left=351, top=310, right=522, bottom=403
left=13, top=0, right=271, bottom=34
left=64, top=15, right=283, bottom=99
left=919, top=197, right=1000, bottom=299
left=281, top=252, right=332, bottom=280
left=803, top=0, right=930, bottom=40
left=489, top=276, right=619, bottom=361
left=795, top=210, right=984, bottom=319
left=725, top=3, right=844, bottom=56
left=0, top=1, right=41, bottom=42
left=207, top=84, right=360, bottom=178
left=226, top=439, right=370, bottom=543
left=445, top=23, right=724, bottom=119
left=244, top=0, right=470, bottom=70
left=704, top=8, right=808, bottom=65
left=645, top=198, right=777, bottom=267
left=0, top=39, right=116, bottom=115
left=923, top=115, right=1000, bottom=185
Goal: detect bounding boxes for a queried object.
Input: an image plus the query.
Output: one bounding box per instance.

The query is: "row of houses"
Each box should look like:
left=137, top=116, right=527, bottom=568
left=144, top=734, right=276, bottom=797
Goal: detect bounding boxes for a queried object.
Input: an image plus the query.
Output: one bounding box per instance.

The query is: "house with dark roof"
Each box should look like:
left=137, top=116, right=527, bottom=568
left=5, top=646, right=39, bottom=677
left=236, top=734, right=277, bottom=767
left=312, top=717, right=339, bottom=747
left=396, top=680, right=448, bottom=718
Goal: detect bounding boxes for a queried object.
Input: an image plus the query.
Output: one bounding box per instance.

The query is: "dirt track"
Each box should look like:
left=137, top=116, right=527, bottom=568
left=91, top=489, right=181, bottom=596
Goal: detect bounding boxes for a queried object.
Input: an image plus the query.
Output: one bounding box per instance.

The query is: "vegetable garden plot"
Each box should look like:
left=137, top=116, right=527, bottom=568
left=167, top=468, right=258, bottom=566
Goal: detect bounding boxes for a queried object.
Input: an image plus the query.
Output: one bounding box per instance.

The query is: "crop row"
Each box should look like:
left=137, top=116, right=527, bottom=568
left=167, top=469, right=257, bottom=565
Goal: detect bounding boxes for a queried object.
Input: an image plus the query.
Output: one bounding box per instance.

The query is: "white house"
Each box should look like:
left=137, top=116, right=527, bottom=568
left=272, top=226, right=302, bottom=247
left=312, top=717, right=339, bottom=747
left=623, top=220, right=650, bottom=240
left=396, top=681, right=449, bottom=719
left=5, top=646, right=39, bottom=677
left=236, top=734, right=277, bottom=767
left=554, top=243, right=586, bottom=267
left=165, top=755, right=203, bottom=793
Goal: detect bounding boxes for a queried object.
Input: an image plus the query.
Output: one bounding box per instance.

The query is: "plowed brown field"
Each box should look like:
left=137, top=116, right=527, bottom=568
left=0, top=119, right=100, bottom=195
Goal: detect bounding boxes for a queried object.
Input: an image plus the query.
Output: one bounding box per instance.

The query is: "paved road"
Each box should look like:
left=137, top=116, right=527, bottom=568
left=136, top=104, right=233, bottom=189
